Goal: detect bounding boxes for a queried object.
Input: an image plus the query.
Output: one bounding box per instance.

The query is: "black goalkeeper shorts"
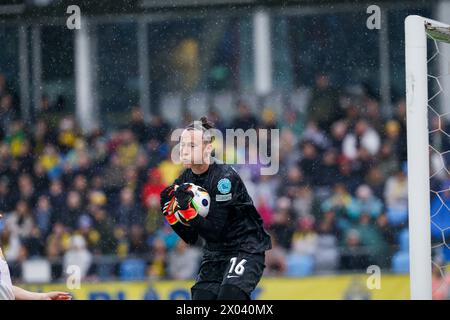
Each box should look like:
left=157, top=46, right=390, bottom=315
left=191, top=251, right=266, bottom=299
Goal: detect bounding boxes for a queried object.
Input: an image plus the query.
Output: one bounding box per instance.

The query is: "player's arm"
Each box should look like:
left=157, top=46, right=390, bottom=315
left=175, top=174, right=237, bottom=242
left=188, top=204, right=228, bottom=242
left=171, top=222, right=199, bottom=245
left=160, top=184, right=199, bottom=245
left=12, top=286, right=71, bottom=300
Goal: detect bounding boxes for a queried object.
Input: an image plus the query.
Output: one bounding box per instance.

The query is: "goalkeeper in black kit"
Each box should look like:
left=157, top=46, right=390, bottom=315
left=160, top=117, right=272, bottom=300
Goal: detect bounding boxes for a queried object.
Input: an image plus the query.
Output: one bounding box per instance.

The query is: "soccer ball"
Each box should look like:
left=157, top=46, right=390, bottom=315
left=172, top=183, right=210, bottom=225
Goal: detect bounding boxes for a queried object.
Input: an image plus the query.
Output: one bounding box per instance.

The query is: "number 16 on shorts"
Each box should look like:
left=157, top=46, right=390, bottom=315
left=227, top=257, right=247, bottom=278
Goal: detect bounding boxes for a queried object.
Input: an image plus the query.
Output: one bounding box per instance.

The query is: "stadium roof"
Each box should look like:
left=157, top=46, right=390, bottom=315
left=0, top=0, right=432, bottom=21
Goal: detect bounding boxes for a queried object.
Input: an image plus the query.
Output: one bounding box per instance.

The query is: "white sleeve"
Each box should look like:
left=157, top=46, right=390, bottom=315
left=0, top=259, right=15, bottom=300
left=363, top=129, right=381, bottom=155
left=342, top=134, right=357, bottom=160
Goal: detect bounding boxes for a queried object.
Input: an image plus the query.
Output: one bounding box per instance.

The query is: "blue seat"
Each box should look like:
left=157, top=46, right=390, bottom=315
left=387, top=207, right=408, bottom=227
left=119, top=258, right=146, bottom=281
left=96, top=261, right=116, bottom=280
left=286, top=254, right=314, bottom=277
left=391, top=251, right=409, bottom=274
left=398, top=229, right=409, bottom=252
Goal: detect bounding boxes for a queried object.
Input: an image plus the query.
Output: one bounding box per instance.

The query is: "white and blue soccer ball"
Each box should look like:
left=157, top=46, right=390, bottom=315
left=173, top=183, right=210, bottom=225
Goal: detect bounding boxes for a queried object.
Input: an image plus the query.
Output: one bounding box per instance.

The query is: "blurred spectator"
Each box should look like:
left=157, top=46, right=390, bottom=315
left=17, top=173, right=36, bottom=207
left=128, top=107, right=150, bottom=144
left=301, top=121, right=330, bottom=151
left=46, top=223, right=70, bottom=257
left=147, top=238, right=167, bottom=279
left=76, top=214, right=98, bottom=251
left=22, top=226, right=45, bottom=257
left=0, top=94, right=17, bottom=131
left=148, top=115, right=171, bottom=144
left=321, top=183, right=353, bottom=217
left=339, top=229, right=371, bottom=270
left=103, top=153, right=125, bottom=192
left=167, top=240, right=201, bottom=280
left=115, top=187, right=143, bottom=228
left=158, top=153, right=183, bottom=186
left=141, top=168, right=165, bottom=209
left=60, top=191, right=84, bottom=230
left=253, top=174, right=279, bottom=211
left=17, top=139, right=34, bottom=174
left=330, top=120, right=348, bottom=151
left=33, top=162, right=50, bottom=195
left=378, top=142, right=399, bottom=179
left=145, top=138, right=166, bottom=168
left=57, top=116, right=78, bottom=154
left=307, top=73, right=340, bottom=132
left=375, top=213, right=396, bottom=246
left=292, top=185, right=315, bottom=220
left=63, top=235, right=93, bottom=279
left=4, top=200, right=34, bottom=261
left=88, top=190, right=107, bottom=208
left=269, top=198, right=295, bottom=250
left=6, top=200, right=34, bottom=240
left=291, top=215, right=318, bottom=256
left=314, top=211, right=339, bottom=272
left=364, top=166, right=385, bottom=200
left=39, top=144, right=62, bottom=179
left=231, top=102, right=259, bottom=130
left=113, top=226, right=129, bottom=258
left=298, top=141, right=322, bottom=186
left=347, top=185, right=383, bottom=220
left=117, top=129, right=140, bottom=168
left=354, top=213, right=389, bottom=267
left=384, top=169, right=408, bottom=227
left=0, top=177, right=14, bottom=212
left=343, top=119, right=380, bottom=160
left=364, top=98, right=384, bottom=135
left=128, top=224, right=148, bottom=255
left=122, top=168, right=140, bottom=196
left=278, top=128, right=301, bottom=169
left=317, top=149, right=340, bottom=187
left=90, top=207, right=116, bottom=255
left=278, top=166, right=303, bottom=199
left=72, top=174, right=89, bottom=204
left=33, top=195, right=53, bottom=237
left=32, top=119, right=56, bottom=153
left=260, top=108, right=278, bottom=130
left=256, top=198, right=274, bottom=228
left=264, top=235, right=287, bottom=276
left=48, top=179, right=66, bottom=215
left=207, top=109, right=226, bottom=134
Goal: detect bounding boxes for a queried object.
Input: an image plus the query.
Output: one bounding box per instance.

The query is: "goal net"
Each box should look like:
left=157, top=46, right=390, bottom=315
left=405, top=15, right=450, bottom=300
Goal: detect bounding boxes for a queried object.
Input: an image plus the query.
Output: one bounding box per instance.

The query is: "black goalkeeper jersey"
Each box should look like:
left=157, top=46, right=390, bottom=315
left=171, top=158, right=272, bottom=255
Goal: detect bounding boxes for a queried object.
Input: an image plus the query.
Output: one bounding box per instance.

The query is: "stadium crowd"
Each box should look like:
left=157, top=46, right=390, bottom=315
left=0, top=72, right=447, bottom=288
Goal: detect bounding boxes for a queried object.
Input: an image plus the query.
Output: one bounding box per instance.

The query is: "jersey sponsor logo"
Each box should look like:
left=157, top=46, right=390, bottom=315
left=216, top=193, right=232, bottom=202
left=217, top=178, right=232, bottom=194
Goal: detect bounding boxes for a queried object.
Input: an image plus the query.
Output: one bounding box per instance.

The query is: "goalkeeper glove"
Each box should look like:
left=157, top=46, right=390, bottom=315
left=174, top=184, right=199, bottom=224
left=160, top=185, right=178, bottom=225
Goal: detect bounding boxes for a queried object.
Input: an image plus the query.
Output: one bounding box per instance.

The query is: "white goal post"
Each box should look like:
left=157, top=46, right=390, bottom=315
left=405, top=15, right=450, bottom=300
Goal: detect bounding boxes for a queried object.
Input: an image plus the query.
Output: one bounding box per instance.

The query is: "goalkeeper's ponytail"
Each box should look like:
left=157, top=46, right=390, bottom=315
left=199, top=116, right=214, bottom=131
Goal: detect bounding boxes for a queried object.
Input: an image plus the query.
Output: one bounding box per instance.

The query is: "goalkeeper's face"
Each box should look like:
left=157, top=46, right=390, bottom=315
left=179, top=129, right=212, bottom=168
